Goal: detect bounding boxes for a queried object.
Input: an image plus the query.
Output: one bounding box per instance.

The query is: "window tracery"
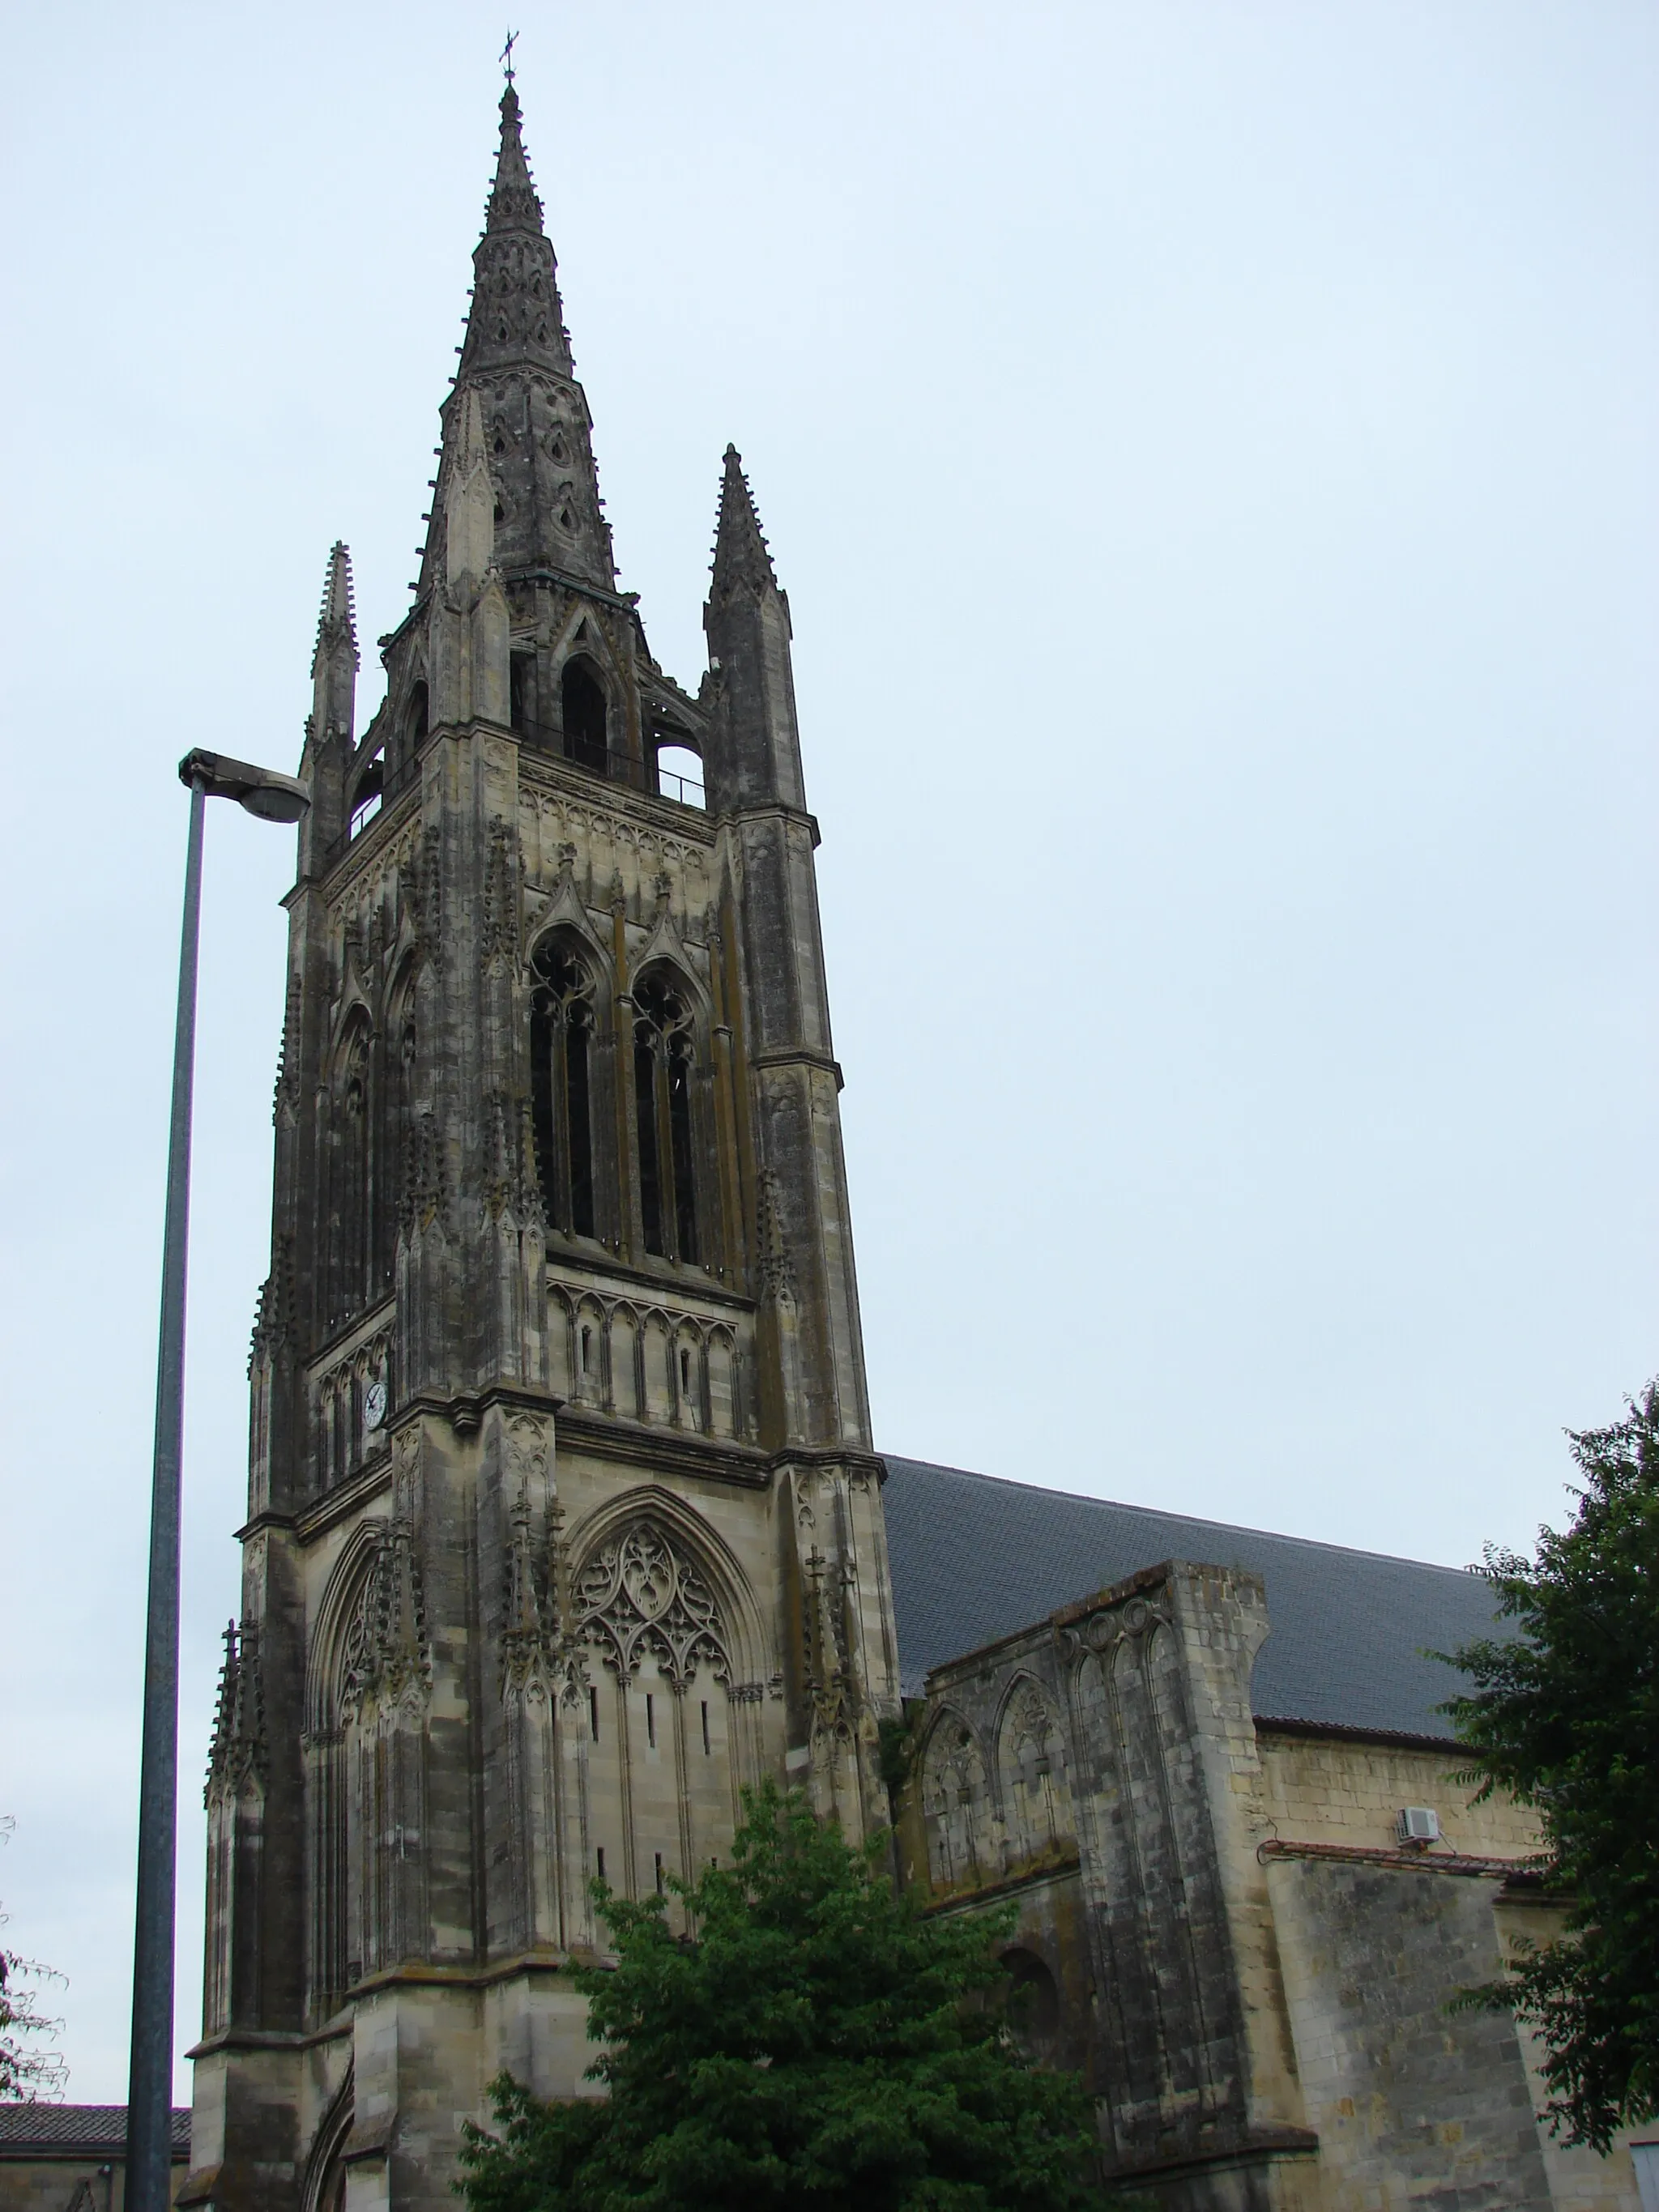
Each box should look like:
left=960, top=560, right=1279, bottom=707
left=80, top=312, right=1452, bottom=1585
left=633, top=970, right=697, bottom=1263
left=576, top=1520, right=730, bottom=1690
left=530, top=936, right=596, bottom=1238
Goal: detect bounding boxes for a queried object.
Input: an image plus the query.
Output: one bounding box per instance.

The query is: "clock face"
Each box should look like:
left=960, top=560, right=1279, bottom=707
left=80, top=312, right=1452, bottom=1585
left=364, top=1380, right=388, bottom=1432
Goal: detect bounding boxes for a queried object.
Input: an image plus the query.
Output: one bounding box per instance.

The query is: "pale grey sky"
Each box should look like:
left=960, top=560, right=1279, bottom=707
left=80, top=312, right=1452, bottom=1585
left=1, top=0, right=1653, bottom=2103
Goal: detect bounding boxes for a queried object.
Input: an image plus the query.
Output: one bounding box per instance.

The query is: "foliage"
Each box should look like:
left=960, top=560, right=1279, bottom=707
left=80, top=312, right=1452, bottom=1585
left=1439, top=1383, right=1659, bottom=2151
left=458, top=1781, right=1115, bottom=2211
left=0, top=1821, right=66, bottom=2102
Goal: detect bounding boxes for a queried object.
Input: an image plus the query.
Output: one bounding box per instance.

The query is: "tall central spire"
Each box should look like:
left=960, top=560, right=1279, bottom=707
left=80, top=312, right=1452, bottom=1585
left=459, top=83, right=573, bottom=380
left=419, top=81, right=615, bottom=596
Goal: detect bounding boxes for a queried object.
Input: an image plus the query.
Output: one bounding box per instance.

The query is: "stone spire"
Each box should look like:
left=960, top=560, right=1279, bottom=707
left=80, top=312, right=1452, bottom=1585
left=458, top=83, right=574, bottom=382
left=710, top=445, right=778, bottom=604
left=402, top=81, right=617, bottom=601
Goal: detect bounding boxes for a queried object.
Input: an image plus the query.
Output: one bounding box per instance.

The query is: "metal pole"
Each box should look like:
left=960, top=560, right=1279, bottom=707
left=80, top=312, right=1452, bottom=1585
left=126, top=777, right=207, bottom=2212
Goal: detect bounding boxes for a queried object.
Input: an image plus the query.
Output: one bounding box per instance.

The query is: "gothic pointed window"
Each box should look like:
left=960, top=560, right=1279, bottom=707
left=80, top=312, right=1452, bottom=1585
left=405, top=680, right=429, bottom=749
left=531, top=937, right=596, bottom=1238
left=561, top=658, right=608, bottom=776
left=633, top=970, right=698, bottom=1264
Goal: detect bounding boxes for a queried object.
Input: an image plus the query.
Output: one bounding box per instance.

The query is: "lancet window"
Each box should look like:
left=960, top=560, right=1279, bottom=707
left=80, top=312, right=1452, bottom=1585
left=326, top=1024, right=372, bottom=1328
left=633, top=970, right=697, bottom=1264
left=530, top=936, right=597, bottom=1238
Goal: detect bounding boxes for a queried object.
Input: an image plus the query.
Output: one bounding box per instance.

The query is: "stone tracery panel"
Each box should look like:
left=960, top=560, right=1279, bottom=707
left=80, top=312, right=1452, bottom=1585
left=576, top=1519, right=731, bottom=1688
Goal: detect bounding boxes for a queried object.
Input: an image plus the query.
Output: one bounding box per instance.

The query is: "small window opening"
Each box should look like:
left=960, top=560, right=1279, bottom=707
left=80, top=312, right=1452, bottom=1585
left=595, top=1846, right=606, bottom=1882
left=510, top=650, right=535, bottom=737
left=580, top=1323, right=593, bottom=1374
left=701, top=1701, right=710, bottom=1755
left=589, top=1686, right=599, bottom=1742
left=493, top=435, right=505, bottom=455
left=655, top=742, right=705, bottom=810
left=646, top=1694, right=656, bottom=1749
left=404, top=680, right=429, bottom=748
left=561, top=658, right=608, bottom=776
left=654, top=1852, right=664, bottom=1895
left=679, top=1346, right=692, bottom=1396
left=493, top=501, right=504, bottom=525
left=348, top=751, right=385, bottom=839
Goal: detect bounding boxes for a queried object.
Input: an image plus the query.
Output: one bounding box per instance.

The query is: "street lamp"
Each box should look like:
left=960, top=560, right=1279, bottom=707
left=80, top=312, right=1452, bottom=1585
left=126, top=751, right=309, bottom=2212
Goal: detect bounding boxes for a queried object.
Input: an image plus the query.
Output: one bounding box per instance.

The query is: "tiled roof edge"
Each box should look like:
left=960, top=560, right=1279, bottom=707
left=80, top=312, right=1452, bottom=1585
left=881, top=1454, right=1485, bottom=1583
left=1252, top=1714, right=1463, bottom=1753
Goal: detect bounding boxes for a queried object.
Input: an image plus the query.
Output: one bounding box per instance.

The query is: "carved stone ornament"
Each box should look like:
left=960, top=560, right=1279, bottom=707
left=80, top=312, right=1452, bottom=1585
left=576, top=1520, right=730, bottom=1689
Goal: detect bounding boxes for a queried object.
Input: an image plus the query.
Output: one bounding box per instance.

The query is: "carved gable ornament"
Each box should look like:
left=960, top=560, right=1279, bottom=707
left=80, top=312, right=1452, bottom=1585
left=577, top=1520, right=730, bottom=1689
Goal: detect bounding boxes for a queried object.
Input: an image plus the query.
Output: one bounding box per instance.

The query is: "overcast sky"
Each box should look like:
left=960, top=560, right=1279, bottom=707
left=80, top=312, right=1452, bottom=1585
left=1, top=0, right=1653, bottom=2104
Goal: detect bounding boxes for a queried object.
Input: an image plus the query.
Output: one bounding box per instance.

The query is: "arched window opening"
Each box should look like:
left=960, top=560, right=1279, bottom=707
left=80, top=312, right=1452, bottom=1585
left=530, top=938, right=596, bottom=1238
left=348, top=751, right=384, bottom=840
left=562, top=658, right=608, bottom=776
left=633, top=971, right=698, bottom=1264
left=510, top=651, right=536, bottom=739
left=404, top=680, right=429, bottom=751
left=654, top=741, right=705, bottom=810
left=1000, top=1948, right=1061, bottom=2065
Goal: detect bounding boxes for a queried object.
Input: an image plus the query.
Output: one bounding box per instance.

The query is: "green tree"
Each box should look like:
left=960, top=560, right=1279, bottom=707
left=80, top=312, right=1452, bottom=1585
left=1440, top=1382, right=1659, bottom=2151
left=459, top=1782, right=1114, bottom=2211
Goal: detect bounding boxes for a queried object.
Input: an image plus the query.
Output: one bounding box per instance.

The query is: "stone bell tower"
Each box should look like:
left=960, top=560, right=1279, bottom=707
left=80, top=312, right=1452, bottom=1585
left=183, top=77, right=899, bottom=2212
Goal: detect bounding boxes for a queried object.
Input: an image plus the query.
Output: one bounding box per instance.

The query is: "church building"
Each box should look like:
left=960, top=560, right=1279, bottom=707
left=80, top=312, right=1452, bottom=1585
left=173, top=80, right=1648, bottom=2212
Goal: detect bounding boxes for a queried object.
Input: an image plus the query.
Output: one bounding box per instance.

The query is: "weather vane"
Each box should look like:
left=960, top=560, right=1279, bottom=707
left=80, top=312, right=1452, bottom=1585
left=501, top=28, right=518, bottom=84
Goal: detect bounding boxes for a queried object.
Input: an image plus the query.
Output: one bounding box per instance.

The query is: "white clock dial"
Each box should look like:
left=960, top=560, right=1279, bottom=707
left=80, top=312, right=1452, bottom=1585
left=364, top=1380, right=388, bottom=1431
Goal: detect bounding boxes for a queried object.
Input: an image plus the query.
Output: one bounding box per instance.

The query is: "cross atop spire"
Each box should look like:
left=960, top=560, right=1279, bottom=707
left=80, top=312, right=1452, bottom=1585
left=501, top=27, right=518, bottom=85
left=710, top=445, right=778, bottom=603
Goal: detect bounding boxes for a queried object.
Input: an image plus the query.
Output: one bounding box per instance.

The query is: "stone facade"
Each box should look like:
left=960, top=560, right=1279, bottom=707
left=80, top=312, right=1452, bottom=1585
left=892, top=1560, right=1645, bottom=2210
left=184, top=82, right=898, bottom=2212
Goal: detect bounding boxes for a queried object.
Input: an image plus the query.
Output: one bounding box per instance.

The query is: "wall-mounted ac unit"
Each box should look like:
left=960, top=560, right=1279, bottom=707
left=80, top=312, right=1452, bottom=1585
left=1397, top=1805, right=1440, bottom=1845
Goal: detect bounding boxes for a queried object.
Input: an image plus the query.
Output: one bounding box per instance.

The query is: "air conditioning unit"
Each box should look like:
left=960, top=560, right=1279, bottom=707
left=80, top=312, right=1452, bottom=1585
left=1397, top=1805, right=1440, bottom=1846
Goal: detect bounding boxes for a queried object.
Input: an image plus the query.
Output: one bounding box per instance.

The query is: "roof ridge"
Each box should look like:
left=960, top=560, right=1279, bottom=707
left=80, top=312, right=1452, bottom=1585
left=878, top=1454, right=1482, bottom=1583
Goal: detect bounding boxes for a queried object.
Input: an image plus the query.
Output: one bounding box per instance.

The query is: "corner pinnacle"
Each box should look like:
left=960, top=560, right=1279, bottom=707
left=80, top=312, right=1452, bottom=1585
left=710, top=445, right=778, bottom=599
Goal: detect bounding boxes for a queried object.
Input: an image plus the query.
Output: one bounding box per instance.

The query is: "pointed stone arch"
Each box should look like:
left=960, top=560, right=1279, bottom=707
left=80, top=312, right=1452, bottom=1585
left=917, top=1705, right=989, bottom=1891
left=993, top=1671, right=1073, bottom=1864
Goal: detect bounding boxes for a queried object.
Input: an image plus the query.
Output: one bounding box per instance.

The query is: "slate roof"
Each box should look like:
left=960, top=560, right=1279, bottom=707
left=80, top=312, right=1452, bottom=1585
left=0, top=2106, right=190, bottom=2156
left=881, top=1456, right=1503, bottom=1740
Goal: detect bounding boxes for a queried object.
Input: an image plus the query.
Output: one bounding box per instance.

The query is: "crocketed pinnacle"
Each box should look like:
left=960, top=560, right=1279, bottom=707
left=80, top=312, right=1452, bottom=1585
left=313, top=541, right=358, bottom=671
left=710, top=445, right=778, bottom=602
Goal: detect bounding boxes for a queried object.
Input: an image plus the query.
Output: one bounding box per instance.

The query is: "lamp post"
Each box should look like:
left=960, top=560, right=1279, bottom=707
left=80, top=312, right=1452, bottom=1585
left=126, top=750, right=309, bottom=2212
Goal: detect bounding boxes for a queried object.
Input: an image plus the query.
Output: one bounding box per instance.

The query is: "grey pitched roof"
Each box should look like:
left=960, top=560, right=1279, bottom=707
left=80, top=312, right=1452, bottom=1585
left=0, top=2107, right=190, bottom=2156
left=881, top=1456, right=1503, bottom=1739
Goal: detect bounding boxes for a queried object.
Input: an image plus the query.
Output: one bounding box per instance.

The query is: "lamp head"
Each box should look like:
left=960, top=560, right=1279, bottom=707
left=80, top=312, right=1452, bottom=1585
left=179, top=750, right=310, bottom=823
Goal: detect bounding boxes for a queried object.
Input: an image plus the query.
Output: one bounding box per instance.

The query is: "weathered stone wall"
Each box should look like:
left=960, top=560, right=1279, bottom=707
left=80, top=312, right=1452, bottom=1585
left=1258, top=1727, right=1543, bottom=1858
left=1267, top=1854, right=1553, bottom=2208
left=898, top=1568, right=1643, bottom=2212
